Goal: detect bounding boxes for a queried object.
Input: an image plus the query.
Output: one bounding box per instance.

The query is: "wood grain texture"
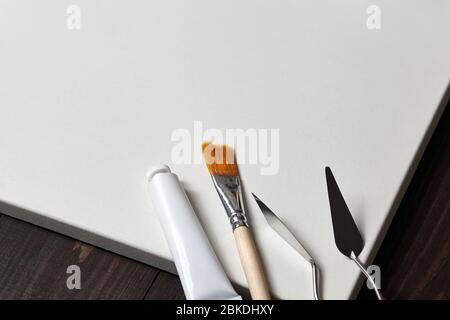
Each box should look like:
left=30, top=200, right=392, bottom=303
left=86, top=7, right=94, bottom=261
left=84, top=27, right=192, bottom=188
left=0, top=215, right=159, bottom=299
left=144, top=271, right=185, bottom=300
left=358, top=104, right=450, bottom=300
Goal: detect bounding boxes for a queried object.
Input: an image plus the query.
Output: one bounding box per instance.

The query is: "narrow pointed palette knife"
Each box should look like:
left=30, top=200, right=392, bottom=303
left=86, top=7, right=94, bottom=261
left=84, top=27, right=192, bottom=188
left=252, top=193, right=320, bottom=300
left=325, top=167, right=383, bottom=300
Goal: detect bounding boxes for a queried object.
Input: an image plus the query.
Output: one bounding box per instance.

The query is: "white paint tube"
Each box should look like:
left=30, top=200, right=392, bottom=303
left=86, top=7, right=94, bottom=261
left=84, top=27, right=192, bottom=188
left=146, top=165, right=241, bottom=300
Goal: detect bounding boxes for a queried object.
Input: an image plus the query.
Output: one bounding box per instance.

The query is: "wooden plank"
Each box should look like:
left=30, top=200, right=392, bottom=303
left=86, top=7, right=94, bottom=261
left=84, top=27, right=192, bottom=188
left=0, top=215, right=159, bottom=299
left=358, top=104, right=450, bottom=299
left=144, top=271, right=185, bottom=300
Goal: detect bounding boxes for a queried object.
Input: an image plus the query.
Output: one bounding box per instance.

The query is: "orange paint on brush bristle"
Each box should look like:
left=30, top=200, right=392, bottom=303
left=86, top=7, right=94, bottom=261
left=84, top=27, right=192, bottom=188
left=202, top=142, right=238, bottom=176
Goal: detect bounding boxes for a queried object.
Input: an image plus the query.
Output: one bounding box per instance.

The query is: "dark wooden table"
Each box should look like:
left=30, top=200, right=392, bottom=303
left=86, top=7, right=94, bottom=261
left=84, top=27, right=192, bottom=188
left=0, top=105, right=448, bottom=300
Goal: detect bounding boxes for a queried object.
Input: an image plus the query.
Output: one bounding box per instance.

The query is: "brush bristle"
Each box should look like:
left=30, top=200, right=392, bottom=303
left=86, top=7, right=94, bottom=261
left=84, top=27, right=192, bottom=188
left=202, top=142, right=238, bottom=176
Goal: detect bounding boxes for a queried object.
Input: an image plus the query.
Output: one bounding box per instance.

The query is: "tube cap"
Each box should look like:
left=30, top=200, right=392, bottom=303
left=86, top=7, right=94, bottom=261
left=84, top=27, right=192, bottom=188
left=146, top=164, right=171, bottom=182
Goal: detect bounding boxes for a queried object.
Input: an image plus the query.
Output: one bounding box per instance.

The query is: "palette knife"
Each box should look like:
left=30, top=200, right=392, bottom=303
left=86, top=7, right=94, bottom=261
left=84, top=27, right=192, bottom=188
left=325, top=166, right=384, bottom=300
left=252, top=193, right=320, bottom=300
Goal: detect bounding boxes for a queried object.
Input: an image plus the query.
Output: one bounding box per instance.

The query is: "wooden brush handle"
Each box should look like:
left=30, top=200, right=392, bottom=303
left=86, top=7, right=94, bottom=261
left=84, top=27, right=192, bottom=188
left=233, top=226, right=271, bottom=300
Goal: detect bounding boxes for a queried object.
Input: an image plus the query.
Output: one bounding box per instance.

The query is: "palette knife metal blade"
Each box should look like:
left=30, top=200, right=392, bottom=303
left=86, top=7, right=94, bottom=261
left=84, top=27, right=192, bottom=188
left=325, top=166, right=384, bottom=300
left=252, top=193, right=320, bottom=300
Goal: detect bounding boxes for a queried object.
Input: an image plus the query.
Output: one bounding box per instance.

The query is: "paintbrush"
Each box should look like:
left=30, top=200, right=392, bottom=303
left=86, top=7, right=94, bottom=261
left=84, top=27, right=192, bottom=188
left=202, top=142, right=271, bottom=300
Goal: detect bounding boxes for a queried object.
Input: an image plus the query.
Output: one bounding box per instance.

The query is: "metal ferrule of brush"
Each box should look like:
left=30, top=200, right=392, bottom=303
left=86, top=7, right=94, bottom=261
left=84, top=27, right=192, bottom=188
left=211, top=175, right=248, bottom=230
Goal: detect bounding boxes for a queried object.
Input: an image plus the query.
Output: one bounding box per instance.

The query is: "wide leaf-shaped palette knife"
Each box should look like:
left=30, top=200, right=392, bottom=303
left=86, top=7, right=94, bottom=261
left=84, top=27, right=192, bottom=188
left=325, top=167, right=383, bottom=300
